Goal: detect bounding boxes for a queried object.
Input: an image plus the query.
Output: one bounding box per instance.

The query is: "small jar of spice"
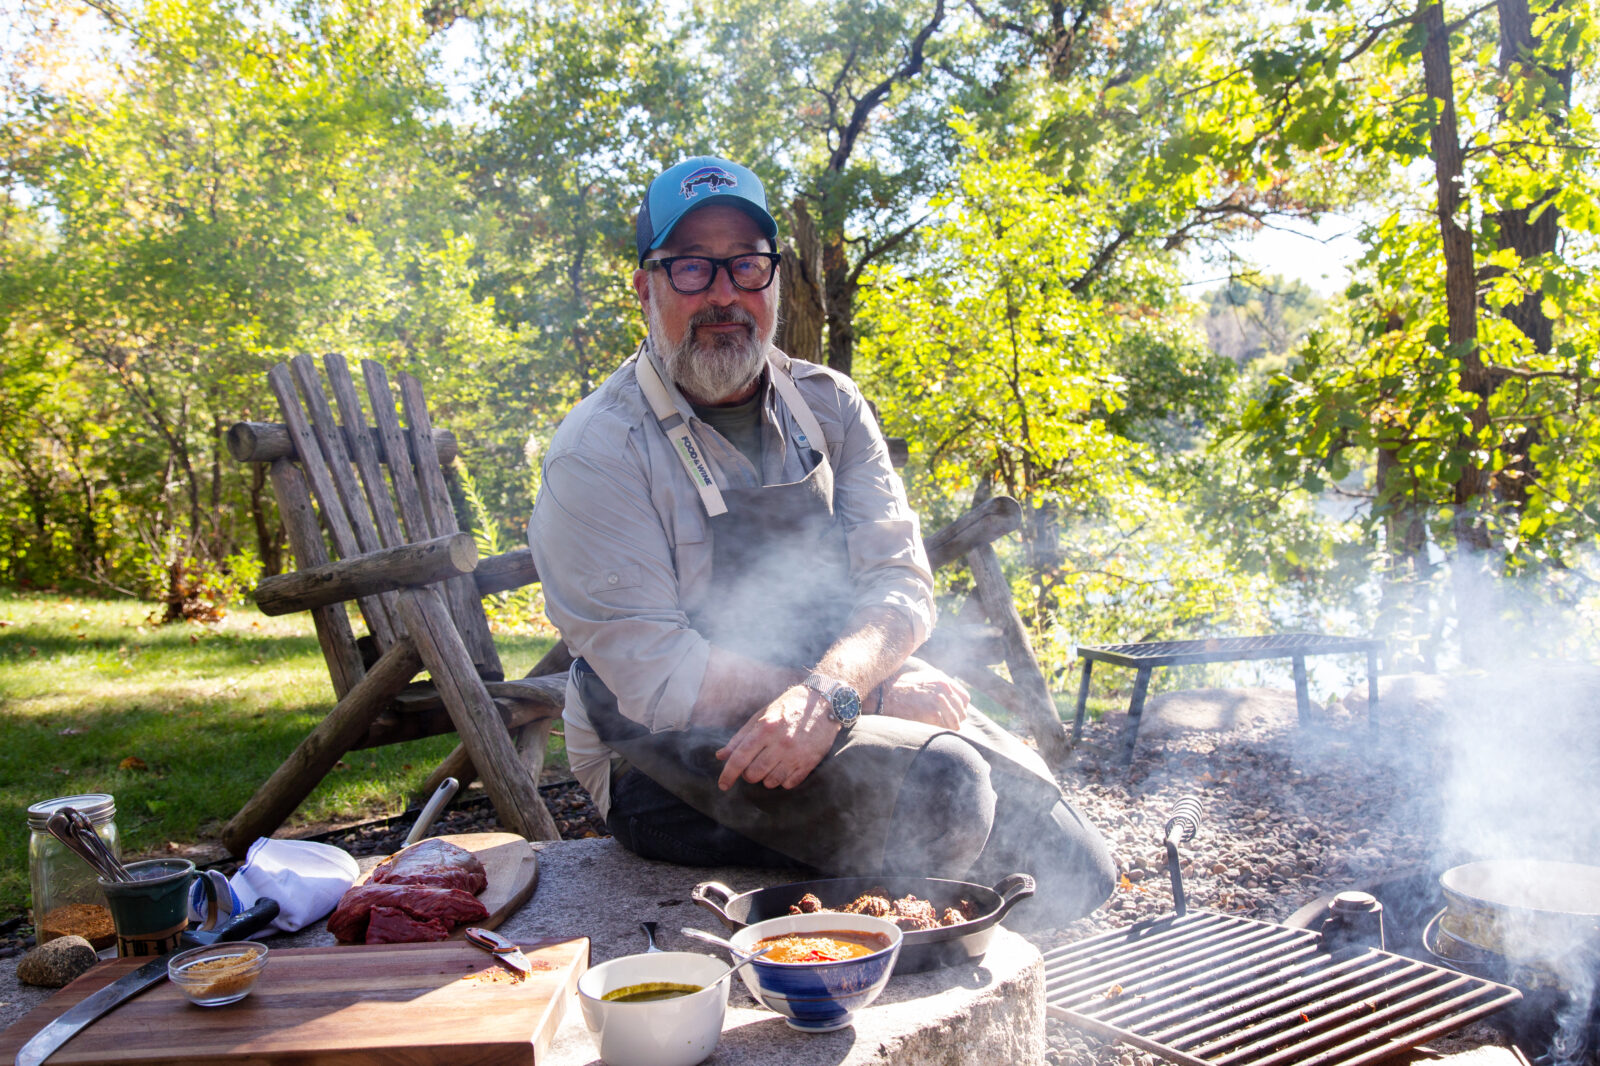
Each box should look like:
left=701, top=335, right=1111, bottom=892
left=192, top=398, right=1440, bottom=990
left=27, top=793, right=120, bottom=948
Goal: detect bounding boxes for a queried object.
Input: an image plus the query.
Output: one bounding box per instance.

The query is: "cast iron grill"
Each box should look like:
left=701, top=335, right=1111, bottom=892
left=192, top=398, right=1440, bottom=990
left=1044, top=910, right=1522, bottom=1066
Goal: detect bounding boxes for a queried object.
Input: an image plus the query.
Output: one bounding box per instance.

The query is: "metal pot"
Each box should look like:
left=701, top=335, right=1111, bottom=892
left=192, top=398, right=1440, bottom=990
left=1439, top=859, right=1600, bottom=965
left=691, top=873, right=1034, bottom=975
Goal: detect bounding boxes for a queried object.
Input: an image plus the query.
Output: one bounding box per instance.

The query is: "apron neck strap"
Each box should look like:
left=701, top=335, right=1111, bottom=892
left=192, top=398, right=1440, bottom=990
left=633, top=343, right=831, bottom=520
left=764, top=352, right=828, bottom=458
left=634, top=343, right=728, bottom=517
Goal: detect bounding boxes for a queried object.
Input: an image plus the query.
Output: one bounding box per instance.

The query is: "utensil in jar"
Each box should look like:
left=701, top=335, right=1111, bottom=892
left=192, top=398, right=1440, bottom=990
left=45, top=810, right=128, bottom=884
left=639, top=921, right=663, bottom=953
left=67, top=808, right=133, bottom=883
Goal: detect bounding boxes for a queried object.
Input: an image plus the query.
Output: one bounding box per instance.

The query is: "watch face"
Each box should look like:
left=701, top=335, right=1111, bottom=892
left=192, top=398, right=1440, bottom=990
left=831, top=687, right=861, bottom=725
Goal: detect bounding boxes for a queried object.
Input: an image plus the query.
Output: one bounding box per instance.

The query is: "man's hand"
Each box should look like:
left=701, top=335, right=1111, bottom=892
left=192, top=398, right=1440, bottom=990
left=876, top=658, right=970, bottom=730
left=715, top=686, right=839, bottom=791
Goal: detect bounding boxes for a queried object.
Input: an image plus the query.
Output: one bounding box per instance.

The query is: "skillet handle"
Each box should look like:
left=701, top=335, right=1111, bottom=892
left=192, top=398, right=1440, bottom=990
left=691, top=881, right=741, bottom=932
left=990, top=873, right=1036, bottom=922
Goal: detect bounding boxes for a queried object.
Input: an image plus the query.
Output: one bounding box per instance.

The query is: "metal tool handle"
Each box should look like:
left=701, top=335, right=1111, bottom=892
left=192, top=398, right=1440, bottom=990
left=1160, top=797, right=1203, bottom=917
left=404, top=777, right=459, bottom=846
left=1162, top=797, right=1203, bottom=848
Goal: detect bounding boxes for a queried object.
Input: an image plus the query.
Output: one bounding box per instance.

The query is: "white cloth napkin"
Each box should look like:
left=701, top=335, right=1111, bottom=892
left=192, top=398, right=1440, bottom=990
left=229, top=837, right=360, bottom=933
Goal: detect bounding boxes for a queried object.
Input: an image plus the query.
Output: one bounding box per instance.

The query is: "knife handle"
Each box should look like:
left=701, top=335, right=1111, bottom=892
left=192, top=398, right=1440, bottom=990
left=464, top=926, right=516, bottom=955
left=212, top=898, right=280, bottom=942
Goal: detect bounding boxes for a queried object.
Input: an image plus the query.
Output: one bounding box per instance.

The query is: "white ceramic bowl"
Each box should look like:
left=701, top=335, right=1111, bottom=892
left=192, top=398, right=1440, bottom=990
left=728, top=912, right=903, bottom=1032
left=576, top=951, right=730, bottom=1066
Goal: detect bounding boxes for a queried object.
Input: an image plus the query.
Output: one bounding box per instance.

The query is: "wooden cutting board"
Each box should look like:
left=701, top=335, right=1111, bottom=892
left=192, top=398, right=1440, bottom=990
left=351, top=831, right=540, bottom=936
left=0, top=937, right=588, bottom=1066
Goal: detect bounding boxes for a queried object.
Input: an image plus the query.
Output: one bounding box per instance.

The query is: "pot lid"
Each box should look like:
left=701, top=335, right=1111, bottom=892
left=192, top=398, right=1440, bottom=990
left=1441, top=859, right=1600, bottom=918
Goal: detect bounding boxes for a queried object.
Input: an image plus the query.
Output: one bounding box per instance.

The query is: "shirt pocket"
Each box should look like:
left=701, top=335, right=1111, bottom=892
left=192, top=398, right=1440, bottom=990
left=673, top=536, right=713, bottom=616
left=585, top=563, right=644, bottom=598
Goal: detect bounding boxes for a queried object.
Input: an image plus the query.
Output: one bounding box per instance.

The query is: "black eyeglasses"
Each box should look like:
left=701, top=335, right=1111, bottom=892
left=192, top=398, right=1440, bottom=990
left=643, top=253, right=781, bottom=295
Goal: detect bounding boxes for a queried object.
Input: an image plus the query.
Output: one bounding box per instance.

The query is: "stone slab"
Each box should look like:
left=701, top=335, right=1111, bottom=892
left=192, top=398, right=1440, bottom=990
left=2, top=837, right=1045, bottom=1065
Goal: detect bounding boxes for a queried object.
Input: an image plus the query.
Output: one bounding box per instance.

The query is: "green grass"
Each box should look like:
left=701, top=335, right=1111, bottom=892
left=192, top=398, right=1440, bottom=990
left=0, top=590, right=555, bottom=921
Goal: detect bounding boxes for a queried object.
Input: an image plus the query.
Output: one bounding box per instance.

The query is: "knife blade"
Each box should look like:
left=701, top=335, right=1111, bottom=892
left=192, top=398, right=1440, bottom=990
left=464, top=926, right=532, bottom=977
left=15, top=897, right=280, bottom=1066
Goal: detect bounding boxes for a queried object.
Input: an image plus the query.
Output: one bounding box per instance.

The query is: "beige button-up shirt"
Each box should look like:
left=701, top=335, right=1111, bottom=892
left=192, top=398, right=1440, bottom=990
left=528, top=345, right=935, bottom=817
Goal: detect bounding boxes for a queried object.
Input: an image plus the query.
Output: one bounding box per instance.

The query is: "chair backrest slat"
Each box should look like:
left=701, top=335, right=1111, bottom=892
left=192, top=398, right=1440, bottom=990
left=267, top=457, right=364, bottom=697
left=398, top=371, right=503, bottom=678
left=325, top=355, right=406, bottom=550
left=288, top=355, right=400, bottom=652
left=360, top=361, right=434, bottom=544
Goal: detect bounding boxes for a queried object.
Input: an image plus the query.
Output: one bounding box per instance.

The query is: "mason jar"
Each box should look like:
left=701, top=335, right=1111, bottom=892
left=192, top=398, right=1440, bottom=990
left=27, top=793, right=120, bottom=945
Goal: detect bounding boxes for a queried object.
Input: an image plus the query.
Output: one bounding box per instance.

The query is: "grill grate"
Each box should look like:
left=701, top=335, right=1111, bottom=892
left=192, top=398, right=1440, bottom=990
left=1078, top=634, right=1381, bottom=668
left=1045, top=911, right=1521, bottom=1066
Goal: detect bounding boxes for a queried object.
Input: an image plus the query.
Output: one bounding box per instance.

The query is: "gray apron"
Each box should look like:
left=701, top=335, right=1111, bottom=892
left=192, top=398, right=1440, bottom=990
left=581, top=346, right=1064, bottom=874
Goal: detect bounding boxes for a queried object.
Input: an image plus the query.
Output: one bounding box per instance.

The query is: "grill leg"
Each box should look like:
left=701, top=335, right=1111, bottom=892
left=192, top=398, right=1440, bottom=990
left=1120, top=667, right=1152, bottom=765
left=1292, top=654, right=1309, bottom=725
left=1367, top=648, right=1380, bottom=738
left=1072, top=657, right=1094, bottom=743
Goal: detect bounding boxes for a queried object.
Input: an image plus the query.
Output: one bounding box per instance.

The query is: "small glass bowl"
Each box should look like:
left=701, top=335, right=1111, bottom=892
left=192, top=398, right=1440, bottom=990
left=167, top=941, right=269, bottom=1006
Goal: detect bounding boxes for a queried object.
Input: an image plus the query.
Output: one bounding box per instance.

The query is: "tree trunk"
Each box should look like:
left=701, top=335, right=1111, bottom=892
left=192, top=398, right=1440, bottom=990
left=778, top=197, right=827, bottom=364
left=1488, top=0, right=1570, bottom=510
left=1421, top=0, right=1491, bottom=541
left=823, top=233, right=857, bottom=376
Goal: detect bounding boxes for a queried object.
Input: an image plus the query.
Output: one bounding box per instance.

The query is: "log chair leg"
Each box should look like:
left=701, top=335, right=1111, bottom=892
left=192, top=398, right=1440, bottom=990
left=514, top=717, right=559, bottom=791
left=1072, top=657, right=1094, bottom=743
left=1120, top=667, right=1152, bottom=766
left=1367, top=648, right=1380, bottom=739
left=222, top=639, right=422, bottom=857
left=420, top=744, right=476, bottom=802
left=967, top=543, right=1070, bottom=768
left=1292, top=654, right=1310, bottom=726
left=396, top=587, right=560, bottom=841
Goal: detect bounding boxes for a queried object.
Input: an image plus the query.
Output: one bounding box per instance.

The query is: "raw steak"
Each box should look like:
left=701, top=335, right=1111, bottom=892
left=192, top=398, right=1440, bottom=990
left=365, top=905, right=451, bottom=944
left=369, top=838, right=488, bottom=895
left=328, top=883, right=488, bottom=943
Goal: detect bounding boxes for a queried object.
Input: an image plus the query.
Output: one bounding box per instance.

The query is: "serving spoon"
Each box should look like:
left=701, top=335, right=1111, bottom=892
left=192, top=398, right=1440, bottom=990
left=680, top=929, right=775, bottom=981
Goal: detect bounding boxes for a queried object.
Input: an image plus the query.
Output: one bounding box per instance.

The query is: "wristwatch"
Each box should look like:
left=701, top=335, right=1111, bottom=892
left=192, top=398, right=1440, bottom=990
left=802, top=672, right=861, bottom=729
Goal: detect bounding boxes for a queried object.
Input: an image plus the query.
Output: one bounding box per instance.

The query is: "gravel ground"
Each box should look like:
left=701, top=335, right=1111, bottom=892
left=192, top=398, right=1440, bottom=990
left=1028, top=678, right=1596, bottom=1066
left=10, top=672, right=1592, bottom=1063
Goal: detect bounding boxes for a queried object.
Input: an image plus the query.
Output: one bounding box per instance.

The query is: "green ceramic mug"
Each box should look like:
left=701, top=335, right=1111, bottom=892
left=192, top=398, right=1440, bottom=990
left=98, top=859, right=196, bottom=957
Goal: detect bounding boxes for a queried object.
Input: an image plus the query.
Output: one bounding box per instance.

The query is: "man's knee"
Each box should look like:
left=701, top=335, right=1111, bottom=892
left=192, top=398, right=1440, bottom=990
left=882, top=733, right=997, bottom=876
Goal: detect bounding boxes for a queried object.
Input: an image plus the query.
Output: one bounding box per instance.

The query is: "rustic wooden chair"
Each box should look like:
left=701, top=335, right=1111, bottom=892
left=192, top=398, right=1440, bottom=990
left=915, top=496, right=1070, bottom=768
left=221, top=353, right=566, bottom=856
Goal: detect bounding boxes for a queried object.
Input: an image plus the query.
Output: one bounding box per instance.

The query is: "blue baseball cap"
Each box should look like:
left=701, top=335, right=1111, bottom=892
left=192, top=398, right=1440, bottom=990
left=636, top=156, right=778, bottom=265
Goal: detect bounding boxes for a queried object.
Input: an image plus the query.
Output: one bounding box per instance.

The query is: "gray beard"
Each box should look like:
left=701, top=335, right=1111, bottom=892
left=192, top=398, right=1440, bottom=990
left=649, top=300, right=772, bottom=404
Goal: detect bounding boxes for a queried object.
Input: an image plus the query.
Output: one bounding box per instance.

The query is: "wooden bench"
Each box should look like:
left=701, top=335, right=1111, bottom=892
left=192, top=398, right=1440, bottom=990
left=1072, top=633, right=1383, bottom=764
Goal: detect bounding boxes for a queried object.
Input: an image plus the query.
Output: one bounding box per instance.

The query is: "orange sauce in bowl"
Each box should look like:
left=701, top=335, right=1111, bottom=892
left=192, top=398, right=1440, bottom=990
left=753, top=930, right=891, bottom=964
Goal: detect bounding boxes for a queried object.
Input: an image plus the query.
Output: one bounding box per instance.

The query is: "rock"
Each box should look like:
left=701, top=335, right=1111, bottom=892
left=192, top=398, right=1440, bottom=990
left=17, top=935, right=98, bottom=988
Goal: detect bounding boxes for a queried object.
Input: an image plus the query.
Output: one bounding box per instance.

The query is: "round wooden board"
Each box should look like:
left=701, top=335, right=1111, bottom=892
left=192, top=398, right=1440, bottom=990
left=350, top=831, right=540, bottom=936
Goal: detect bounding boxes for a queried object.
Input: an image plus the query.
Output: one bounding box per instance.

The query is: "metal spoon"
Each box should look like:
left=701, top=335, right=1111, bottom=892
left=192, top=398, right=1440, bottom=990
left=681, top=927, right=759, bottom=956
left=45, top=811, right=127, bottom=883
left=640, top=921, right=663, bottom=953
left=710, top=944, right=774, bottom=984
left=67, top=808, right=132, bottom=881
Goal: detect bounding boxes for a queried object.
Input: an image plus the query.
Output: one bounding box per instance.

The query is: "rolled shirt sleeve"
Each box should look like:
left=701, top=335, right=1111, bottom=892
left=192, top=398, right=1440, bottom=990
left=794, top=365, right=936, bottom=646
left=530, top=447, right=709, bottom=733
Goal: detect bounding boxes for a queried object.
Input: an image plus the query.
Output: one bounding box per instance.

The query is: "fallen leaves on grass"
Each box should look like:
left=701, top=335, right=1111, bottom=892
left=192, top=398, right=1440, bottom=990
left=119, top=756, right=148, bottom=771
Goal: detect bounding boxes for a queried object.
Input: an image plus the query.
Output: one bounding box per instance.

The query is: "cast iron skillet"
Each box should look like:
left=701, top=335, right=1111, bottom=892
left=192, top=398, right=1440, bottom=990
left=691, top=873, right=1035, bottom=975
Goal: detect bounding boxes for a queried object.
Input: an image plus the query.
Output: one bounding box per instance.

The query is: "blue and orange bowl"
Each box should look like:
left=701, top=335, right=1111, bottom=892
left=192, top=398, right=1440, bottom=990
left=728, top=912, right=902, bottom=1032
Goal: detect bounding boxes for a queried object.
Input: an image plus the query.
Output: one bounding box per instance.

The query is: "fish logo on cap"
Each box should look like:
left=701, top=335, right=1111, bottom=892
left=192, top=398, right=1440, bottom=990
left=680, top=166, right=738, bottom=199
